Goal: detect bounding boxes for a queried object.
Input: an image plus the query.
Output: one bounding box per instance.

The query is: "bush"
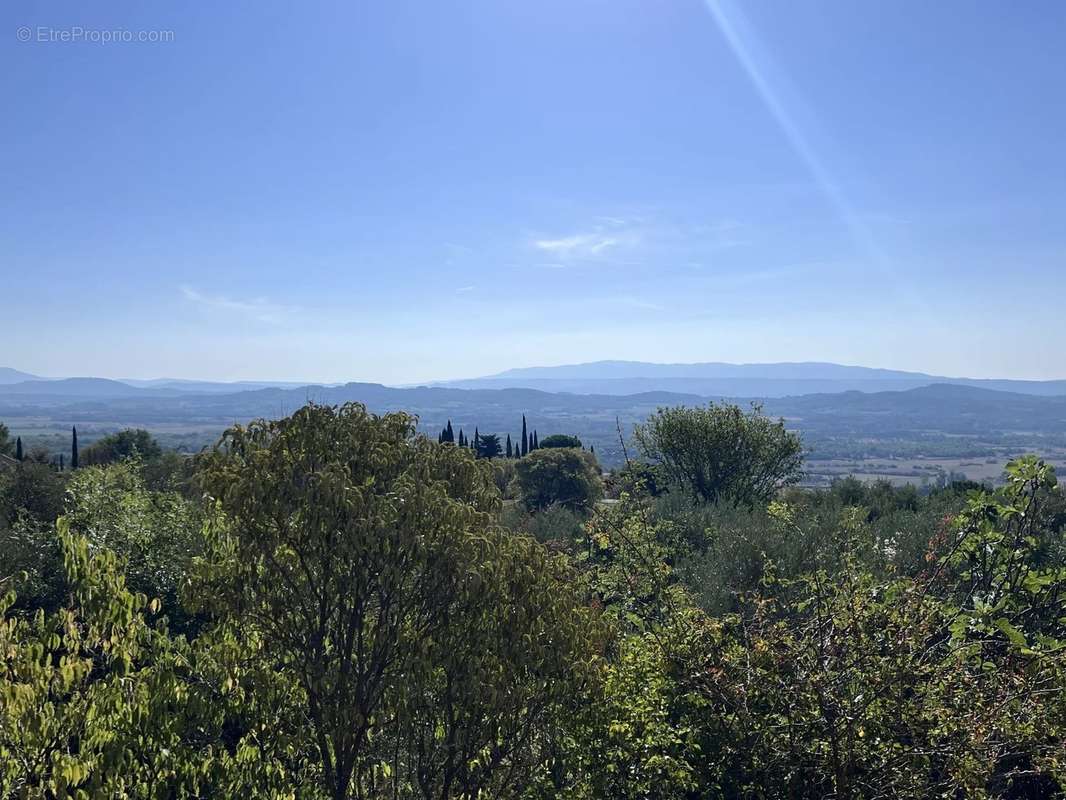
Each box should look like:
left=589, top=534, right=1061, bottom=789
left=634, top=402, right=803, bottom=507
left=514, top=447, right=603, bottom=513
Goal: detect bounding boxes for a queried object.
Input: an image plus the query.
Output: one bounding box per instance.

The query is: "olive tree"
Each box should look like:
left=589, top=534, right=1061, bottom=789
left=634, top=402, right=803, bottom=508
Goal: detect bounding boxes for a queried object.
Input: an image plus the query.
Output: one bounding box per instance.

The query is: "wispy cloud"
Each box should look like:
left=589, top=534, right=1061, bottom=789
left=455, top=285, right=475, bottom=293
left=181, top=286, right=299, bottom=324
left=530, top=216, right=645, bottom=262
left=532, top=232, right=622, bottom=257
left=527, top=215, right=756, bottom=277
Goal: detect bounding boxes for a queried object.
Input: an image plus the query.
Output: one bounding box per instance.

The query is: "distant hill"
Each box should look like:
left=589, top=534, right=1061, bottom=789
left=0, top=369, right=334, bottom=396
left=0, top=378, right=185, bottom=399
left=436, top=361, right=1066, bottom=397
left=491, top=360, right=930, bottom=381
left=0, top=368, right=42, bottom=385
left=762, top=383, right=1066, bottom=439
left=120, top=378, right=333, bottom=393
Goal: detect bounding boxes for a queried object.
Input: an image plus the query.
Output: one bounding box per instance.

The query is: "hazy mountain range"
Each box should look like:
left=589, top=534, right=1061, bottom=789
left=2, top=362, right=1066, bottom=469
left=0, top=370, right=327, bottom=394
left=432, top=361, right=1066, bottom=397
left=5, top=361, right=1065, bottom=399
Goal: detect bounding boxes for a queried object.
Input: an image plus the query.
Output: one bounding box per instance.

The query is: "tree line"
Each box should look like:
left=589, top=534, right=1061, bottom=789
left=436, top=414, right=591, bottom=460
left=0, top=424, right=161, bottom=473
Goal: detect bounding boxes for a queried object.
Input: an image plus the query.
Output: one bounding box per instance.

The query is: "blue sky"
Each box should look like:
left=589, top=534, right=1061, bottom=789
left=3, top=0, right=1064, bottom=383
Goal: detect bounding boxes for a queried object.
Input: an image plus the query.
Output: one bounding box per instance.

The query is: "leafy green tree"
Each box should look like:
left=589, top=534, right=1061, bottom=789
left=63, top=461, right=202, bottom=630
left=634, top=402, right=803, bottom=507
left=0, top=521, right=173, bottom=796
left=941, top=456, right=1066, bottom=651
left=476, top=432, right=502, bottom=459
left=80, top=428, right=162, bottom=466
left=193, top=403, right=602, bottom=800
left=566, top=623, right=702, bottom=800
left=540, top=434, right=582, bottom=449
left=0, top=517, right=311, bottom=797
left=514, top=447, right=603, bottom=514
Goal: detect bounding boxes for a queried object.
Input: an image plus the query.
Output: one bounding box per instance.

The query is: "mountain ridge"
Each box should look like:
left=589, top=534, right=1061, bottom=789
left=434, top=361, right=1066, bottom=397
left=0, top=367, right=43, bottom=385
left=4, top=362, right=1066, bottom=400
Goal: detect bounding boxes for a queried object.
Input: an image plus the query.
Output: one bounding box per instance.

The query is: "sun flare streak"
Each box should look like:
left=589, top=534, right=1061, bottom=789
left=703, top=0, right=920, bottom=308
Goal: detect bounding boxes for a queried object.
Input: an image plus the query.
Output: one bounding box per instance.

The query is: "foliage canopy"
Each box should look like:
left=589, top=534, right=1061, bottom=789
left=634, top=401, right=804, bottom=507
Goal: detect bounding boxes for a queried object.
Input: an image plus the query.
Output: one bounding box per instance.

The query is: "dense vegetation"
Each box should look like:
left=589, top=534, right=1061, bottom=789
left=1, top=401, right=1064, bottom=798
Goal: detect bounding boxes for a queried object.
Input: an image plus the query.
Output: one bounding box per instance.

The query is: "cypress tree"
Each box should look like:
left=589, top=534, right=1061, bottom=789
left=521, top=415, right=528, bottom=456
left=15, top=437, right=23, bottom=461
left=505, top=434, right=512, bottom=458
left=71, top=426, right=79, bottom=469
left=60, top=454, right=65, bottom=471
left=533, top=430, right=539, bottom=450
left=445, top=420, right=454, bottom=443
left=473, top=428, right=479, bottom=456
